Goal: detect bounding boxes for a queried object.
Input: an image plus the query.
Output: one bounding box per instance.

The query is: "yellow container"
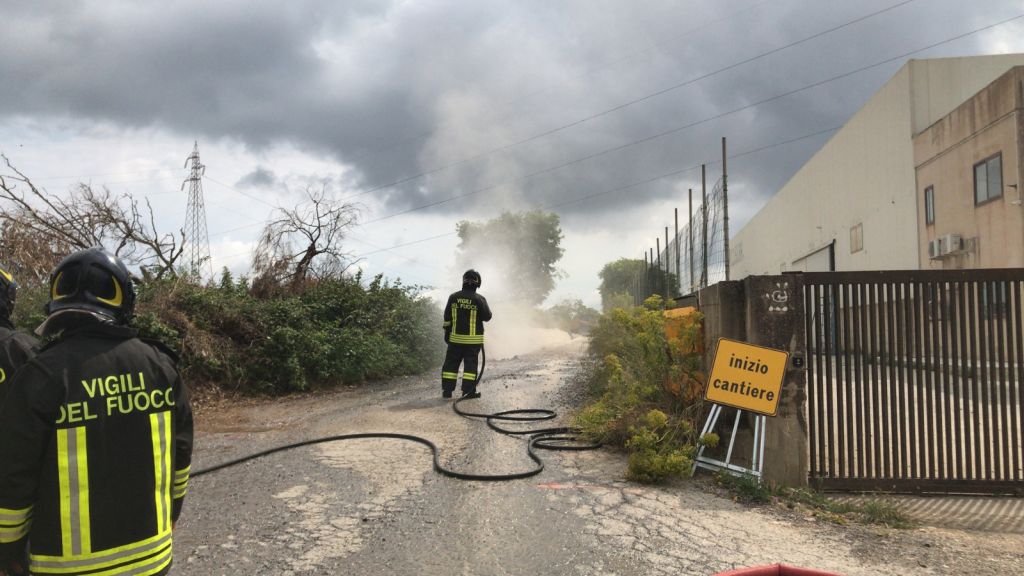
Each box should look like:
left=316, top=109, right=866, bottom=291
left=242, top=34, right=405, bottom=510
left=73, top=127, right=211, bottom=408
left=664, top=306, right=702, bottom=354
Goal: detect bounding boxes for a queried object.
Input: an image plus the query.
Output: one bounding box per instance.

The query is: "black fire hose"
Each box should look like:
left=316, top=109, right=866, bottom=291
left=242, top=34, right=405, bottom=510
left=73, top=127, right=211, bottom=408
left=193, top=346, right=599, bottom=482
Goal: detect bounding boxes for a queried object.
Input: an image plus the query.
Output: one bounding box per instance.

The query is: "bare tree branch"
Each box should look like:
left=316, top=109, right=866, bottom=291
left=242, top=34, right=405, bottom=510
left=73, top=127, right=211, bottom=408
left=252, top=185, right=359, bottom=293
left=0, top=156, right=185, bottom=282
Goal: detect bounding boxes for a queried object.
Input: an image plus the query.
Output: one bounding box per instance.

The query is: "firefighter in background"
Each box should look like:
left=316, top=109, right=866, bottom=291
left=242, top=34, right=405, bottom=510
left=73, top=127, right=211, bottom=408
left=0, top=248, right=193, bottom=576
left=441, top=269, right=492, bottom=399
left=0, top=265, right=38, bottom=405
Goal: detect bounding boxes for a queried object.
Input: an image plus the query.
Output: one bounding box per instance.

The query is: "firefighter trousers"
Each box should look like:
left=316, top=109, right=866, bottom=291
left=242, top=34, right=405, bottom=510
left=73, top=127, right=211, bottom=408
left=441, top=343, right=481, bottom=394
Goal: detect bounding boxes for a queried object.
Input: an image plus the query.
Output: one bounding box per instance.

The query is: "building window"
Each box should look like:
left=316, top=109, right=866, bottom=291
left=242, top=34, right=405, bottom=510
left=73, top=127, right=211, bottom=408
left=974, top=153, right=1003, bottom=205
left=850, top=223, right=863, bottom=253
left=924, top=186, right=934, bottom=225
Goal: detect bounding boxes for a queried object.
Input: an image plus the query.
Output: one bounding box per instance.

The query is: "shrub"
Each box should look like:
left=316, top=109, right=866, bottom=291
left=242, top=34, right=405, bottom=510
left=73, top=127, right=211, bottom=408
left=13, top=272, right=444, bottom=395
left=574, top=297, right=705, bottom=483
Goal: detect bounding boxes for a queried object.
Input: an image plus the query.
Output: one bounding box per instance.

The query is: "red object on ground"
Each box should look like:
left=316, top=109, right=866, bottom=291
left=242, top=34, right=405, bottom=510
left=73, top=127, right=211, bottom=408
left=713, top=564, right=842, bottom=576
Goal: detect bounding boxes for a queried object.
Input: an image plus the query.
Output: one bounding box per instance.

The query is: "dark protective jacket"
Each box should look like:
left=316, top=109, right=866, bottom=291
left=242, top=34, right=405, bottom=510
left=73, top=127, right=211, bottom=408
left=443, top=288, right=492, bottom=345
left=0, top=322, right=193, bottom=576
left=0, top=323, right=39, bottom=404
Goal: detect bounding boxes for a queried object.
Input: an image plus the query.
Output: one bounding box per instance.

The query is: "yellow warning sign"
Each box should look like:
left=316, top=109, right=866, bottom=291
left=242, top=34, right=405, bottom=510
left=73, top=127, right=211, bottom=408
left=705, top=338, right=789, bottom=416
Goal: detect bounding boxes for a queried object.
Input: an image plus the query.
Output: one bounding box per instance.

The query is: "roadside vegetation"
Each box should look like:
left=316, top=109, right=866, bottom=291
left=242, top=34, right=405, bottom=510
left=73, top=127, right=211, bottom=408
left=573, top=295, right=709, bottom=482
left=1, top=161, right=445, bottom=395
left=1, top=161, right=578, bottom=396
left=586, top=260, right=914, bottom=528
left=13, top=270, right=442, bottom=395
left=714, top=472, right=914, bottom=528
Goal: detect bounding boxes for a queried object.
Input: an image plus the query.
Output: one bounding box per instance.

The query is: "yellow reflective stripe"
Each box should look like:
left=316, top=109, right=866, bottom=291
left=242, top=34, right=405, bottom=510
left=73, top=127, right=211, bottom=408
left=149, top=412, right=172, bottom=534
left=469, top=309, right=477, bottom=337
left=30, top=530, right=171, bottom=571
left=442, top=321, right=451, bottom=327
left=55, top=427, right=90, bottom=555
left=448, top=334, right=483, bottom=344
left=0, top=520, right=30, bottom=543
left=0, top=506, right=32, bottom=521
left=32, top=540, right=173, bottom=575
left=75, top=427, right=91, bottom=554
left=0, top=505, right=34, bottom=543
left=149, top=413, right=163, bottom=535
left=450, top=304, right=459, bottom=336
left=462, top=372, right=477, bottom=381
left=56, top=429, right=72, bottom=555
left=173, top=464, right=191, bottom=479
left=441, top=372, right=459, bottom=379
left=173, top=464, right=190, bottom=500
left=162, top=413, right=172, bottom=530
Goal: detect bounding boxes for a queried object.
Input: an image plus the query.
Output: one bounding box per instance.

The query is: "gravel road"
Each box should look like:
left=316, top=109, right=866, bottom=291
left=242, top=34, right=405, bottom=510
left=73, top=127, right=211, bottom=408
left=173, top=340, right=1023, bottom=575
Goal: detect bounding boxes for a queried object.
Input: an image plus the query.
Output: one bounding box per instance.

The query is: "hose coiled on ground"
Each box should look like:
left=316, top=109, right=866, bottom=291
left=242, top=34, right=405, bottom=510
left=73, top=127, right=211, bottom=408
left=193, top=346, right=599, bottom=481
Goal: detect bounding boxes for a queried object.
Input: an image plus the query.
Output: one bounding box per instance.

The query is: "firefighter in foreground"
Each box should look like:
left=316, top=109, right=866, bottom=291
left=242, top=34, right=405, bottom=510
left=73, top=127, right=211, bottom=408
left=0, top=265, right=38, bottom=404
left=0, top=248, right=193, bottom=576
left=441, top=269, right=492, bottom=398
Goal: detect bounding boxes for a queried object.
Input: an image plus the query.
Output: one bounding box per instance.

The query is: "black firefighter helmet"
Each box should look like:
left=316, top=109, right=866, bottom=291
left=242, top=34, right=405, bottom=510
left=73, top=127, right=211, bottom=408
left=0, top=264, right=18, bottom=318
left=44, top=248, right=136, bottom=325
left=462, top=269, right=482, bottom=289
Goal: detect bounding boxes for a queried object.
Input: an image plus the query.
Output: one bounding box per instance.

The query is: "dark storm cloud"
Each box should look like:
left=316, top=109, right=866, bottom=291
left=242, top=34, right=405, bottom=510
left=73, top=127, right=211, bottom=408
left=1, top=0, right=1021, bottom=223
left=235, top=167, right=278, bottom=189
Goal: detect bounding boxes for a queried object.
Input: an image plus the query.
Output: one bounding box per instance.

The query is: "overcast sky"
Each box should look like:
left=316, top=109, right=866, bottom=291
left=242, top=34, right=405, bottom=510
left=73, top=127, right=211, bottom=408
left=2, top=0, right=1023, bottom=307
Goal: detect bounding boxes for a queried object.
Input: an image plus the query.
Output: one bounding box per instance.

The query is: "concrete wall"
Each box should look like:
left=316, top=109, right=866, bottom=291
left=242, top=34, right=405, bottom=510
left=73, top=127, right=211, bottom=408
left=914, top=66, right=1024, bottom=269
left=732, top=55, right=1024, bottom=279
left=699, top=281, right=745, bottom=365
left=698, top=275, right=808, bottom=487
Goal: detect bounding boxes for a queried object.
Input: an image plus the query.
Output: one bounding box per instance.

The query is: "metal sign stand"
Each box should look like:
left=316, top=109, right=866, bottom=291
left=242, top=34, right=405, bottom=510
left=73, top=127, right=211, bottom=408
left=692, top=404, right=766, bottom=479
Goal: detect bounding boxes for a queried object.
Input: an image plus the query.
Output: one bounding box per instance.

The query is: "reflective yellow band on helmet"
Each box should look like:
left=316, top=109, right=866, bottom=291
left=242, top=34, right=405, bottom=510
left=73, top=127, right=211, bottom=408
left=96, top=277, right=123, bottom=307
left=51, top=272, right=69, bottom=301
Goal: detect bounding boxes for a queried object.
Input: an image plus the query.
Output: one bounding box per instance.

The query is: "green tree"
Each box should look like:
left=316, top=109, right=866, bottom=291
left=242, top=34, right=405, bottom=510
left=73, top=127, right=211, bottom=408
left=456, top=211, right=564, bottom=305
left=546, top=299, right=601, bottom=336
left=598, top=258, right=679, bottom=310
left=598, top=258, right=646, bottom=311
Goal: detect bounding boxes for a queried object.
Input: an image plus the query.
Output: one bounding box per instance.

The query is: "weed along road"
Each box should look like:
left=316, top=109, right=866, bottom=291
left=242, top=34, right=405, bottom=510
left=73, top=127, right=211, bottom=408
left=174, top=341, right=1022, bottom=576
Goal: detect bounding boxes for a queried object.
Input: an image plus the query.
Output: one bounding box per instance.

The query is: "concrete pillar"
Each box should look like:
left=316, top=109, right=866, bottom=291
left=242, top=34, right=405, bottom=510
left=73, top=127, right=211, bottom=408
left=742, top=274, right=808, bottom=487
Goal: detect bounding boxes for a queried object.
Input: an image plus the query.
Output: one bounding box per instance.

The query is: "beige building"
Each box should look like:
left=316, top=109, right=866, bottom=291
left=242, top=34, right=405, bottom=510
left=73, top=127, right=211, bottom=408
left=914, top=66, right=1024, bottom=269
left=732, top=54, right=1024, bottom=277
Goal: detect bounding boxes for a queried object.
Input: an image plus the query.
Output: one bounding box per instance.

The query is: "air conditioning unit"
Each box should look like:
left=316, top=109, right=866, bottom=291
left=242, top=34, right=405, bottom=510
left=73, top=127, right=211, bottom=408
left=938, top=233, right=963, bottom=256
left=928, top=238, right=941, bottom=259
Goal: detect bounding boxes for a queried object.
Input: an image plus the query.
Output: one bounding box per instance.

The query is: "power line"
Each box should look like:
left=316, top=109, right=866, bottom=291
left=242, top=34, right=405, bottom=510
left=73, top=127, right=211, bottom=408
left=339, top=0, right=919, bottom=204
left=357, top=10, right=1024, bottom=227
left=339, top=0, right=775, bottom=168
left=24, top=170, right=179, bottom=182
left=547, top=126, right=840, bottom=210
left=204, top=127, right=837, bottom=283
left=354, top=125, right=839, bottom=264
left=203, top=174, right=280, bottom=209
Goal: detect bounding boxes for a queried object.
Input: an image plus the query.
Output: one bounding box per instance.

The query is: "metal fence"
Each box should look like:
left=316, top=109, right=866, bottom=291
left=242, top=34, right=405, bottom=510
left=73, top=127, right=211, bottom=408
left=803, top=269, right=1024, bottom=494
left=630, top=175, right=728, bottom=305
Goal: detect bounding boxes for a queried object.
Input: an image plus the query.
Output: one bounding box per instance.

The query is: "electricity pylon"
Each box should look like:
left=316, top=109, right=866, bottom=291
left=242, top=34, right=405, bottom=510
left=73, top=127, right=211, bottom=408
left=182, top=142, right=212, bottom=280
